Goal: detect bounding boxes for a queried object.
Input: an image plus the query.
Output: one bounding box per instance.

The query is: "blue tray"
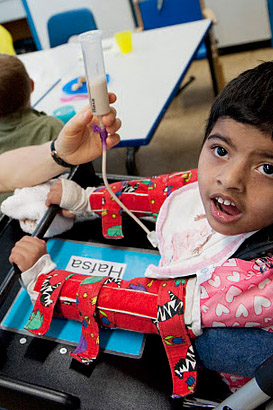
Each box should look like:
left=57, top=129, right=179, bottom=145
left=1, top=239, right=160, bottom=358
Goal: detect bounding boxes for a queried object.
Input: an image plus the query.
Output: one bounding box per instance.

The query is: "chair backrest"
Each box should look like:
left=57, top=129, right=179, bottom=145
left=136, top=0, right=203, bottom=30
left=0, top=25, right=16, bottom=55
left=47, top=8, right=97, bottom=48
left=22, top=0, right=136, bottom=50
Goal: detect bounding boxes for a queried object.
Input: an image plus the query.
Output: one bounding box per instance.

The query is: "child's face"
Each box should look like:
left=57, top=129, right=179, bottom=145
left=198, top=117, right=273, bottom=236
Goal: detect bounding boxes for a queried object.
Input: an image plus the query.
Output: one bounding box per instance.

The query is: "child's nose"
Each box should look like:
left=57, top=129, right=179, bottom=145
left=217, top=162, right=246, bottom=192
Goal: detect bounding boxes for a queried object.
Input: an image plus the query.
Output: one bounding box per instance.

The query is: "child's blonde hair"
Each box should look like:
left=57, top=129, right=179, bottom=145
left=0, top=53, right=31, bottom=117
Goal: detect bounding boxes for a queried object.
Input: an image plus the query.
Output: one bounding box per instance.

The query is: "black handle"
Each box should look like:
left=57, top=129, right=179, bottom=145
left=0, top=204, right=60, bottom=309
left=0, top=166, right=80, bottom=309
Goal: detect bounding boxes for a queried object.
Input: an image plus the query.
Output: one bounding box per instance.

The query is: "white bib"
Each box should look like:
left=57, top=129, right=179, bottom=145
left=145, top=181, right=254, bottom=283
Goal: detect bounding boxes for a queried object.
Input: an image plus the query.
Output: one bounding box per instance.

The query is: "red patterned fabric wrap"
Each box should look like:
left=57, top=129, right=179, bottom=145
left=25, top=270, right=74, bottom=336
left=146, top=170, right=197, bottom=222
left=26, top=272, right=196, bottom=397
left=101, top=182, right=124, bottom=240
left=69, top=275, right=109, bottom=363
left=157, top=279, right=197, bottom=397
left=89, top=169, right=198, bottom=239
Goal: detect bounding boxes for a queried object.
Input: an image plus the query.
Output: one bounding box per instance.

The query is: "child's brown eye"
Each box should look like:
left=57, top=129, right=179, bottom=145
left=263, top=164, right=273, bottom=175
left=258, top=163, right=273, bottom=177
left=214, top=146, right=228, bottom=157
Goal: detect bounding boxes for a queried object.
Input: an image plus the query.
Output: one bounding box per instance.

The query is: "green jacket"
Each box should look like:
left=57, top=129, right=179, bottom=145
left=0, top=108, right=64, bottom=207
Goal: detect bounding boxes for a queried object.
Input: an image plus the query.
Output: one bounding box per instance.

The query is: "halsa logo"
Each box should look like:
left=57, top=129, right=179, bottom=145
left=66, top=255, right=127, bottom=279
left=91, top=98, right=96, bottom=112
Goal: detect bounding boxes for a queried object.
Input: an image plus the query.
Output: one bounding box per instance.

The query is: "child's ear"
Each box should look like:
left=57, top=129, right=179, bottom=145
left=30, top=78, right=34, bottom=93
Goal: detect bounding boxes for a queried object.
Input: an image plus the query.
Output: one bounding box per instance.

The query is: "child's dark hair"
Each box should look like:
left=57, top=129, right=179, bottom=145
left=0, top=54, right=31, bottom=117
left=203, top=61, right=273, bottom=142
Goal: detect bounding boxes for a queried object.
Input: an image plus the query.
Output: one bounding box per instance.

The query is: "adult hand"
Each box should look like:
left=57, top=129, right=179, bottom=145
left=54, top=93, right=121, bottom=165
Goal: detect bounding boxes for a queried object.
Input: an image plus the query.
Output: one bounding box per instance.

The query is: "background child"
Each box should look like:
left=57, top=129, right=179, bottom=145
left=9, top=61, right=273, bottom=398
left=0, top=94, right=121, bottom=194
left=0, top=53, right=64, bottom=205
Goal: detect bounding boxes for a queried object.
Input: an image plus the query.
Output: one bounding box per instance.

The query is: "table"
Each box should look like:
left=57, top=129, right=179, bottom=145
left=19, top=19, right=215, bottom=173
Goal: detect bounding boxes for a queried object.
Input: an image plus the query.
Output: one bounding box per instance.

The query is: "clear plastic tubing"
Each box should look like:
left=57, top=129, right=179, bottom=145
left=79, top=30, right=158, bottom=248
left=79, top=30, right=110, bottom=116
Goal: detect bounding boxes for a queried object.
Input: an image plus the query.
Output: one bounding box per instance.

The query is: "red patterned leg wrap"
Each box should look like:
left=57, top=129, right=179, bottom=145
left=25, top=270, right=74, bottom=336
left=69, top=275, right=109, bottom=363
left=26, top=273, right=196, bottom=397
left=157, top=280, right=197, bottom=398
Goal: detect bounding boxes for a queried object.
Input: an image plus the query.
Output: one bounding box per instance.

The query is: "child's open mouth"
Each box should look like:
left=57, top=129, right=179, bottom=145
left=211, top=196, right=242, bottom=223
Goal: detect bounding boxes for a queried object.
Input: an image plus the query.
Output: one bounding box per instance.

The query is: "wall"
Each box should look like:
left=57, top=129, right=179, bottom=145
left=0, top=0, right=136, bottom=48
left=205, top=0, right=271, bottom=48
left=0, top=0, right=26, bottom=23
left=3, top=0, right=272, bottom=50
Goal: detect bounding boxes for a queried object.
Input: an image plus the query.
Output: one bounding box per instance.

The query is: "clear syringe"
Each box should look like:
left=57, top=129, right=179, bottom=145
left=79, top=30, right=110, bottom=118
left=79, top=29, right=110, bottom=152
left=79, top=30, right=158, bottom=248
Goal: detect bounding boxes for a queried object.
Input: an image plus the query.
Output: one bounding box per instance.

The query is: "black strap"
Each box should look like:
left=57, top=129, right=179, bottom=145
left=50, top=139, right=74, bottom=168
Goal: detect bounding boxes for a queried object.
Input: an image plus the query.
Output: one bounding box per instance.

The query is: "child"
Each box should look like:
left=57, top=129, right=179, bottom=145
left=0, top=53, right=64, bottom=205
left=9, top=61, right=273, bottom=399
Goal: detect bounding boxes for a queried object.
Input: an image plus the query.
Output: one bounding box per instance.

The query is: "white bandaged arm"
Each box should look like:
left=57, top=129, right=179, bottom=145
left=60, top=178, right=96, bottom=216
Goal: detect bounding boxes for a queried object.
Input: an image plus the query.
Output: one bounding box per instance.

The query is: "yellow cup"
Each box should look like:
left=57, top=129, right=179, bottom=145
left=114, top=30, right=133, bottom=54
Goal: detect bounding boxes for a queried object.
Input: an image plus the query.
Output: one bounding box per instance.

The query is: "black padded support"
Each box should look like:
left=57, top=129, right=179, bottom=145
left=232, top=224, right=273, bottom=260
left=255, top=354, right=273, bottom=397
left=0, top=374, right=80, bottom=410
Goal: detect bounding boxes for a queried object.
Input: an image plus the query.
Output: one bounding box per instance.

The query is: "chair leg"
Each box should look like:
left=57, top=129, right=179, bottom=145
left=204, top=33, right=219, bottom=96
left=133, top=0, right=144, bottom=30
left=205, top=30, right=225, bottom=96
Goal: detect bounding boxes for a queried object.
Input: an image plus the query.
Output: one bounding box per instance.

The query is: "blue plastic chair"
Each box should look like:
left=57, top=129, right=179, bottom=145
left=134, top=0, right=207, bottom=59
left=47, top=8, right=97, bottom=48
left=134, top=0, right=224, bottom=95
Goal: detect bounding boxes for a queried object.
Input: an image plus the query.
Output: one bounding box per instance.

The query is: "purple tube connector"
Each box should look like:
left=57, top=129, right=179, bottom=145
left=92, top=124, right=108, bottom=151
